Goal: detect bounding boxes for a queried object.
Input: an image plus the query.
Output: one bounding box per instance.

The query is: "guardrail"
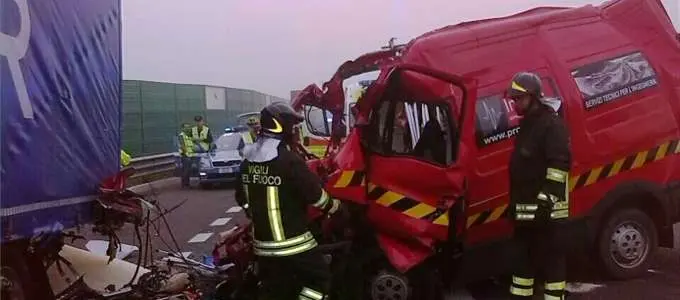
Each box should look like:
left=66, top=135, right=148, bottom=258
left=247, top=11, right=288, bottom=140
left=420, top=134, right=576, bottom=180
left=127, top=152, right=178, bottom=186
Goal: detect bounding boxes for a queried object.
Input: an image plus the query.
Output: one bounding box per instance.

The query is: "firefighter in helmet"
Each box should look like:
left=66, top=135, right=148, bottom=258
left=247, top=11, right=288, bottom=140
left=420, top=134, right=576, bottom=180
left=507, top=72, right=572, bottom=300
left=235, top=102, right=341, bottom=300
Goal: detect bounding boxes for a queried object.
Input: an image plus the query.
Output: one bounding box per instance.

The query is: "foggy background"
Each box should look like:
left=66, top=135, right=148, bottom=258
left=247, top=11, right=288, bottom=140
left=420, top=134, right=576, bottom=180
left=122, top=0, right=680, bottom=99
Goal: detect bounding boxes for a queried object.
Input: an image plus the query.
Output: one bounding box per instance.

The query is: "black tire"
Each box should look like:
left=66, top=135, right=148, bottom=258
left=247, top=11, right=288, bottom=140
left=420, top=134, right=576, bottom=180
left=597, top=208, right=658, bottom=280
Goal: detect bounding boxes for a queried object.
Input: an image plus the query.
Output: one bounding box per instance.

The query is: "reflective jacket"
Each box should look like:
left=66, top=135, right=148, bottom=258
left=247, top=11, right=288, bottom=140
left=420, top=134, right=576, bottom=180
left=178, top=132, right=194, bottom=157
left=509, top=104, right=571, bottom=224
left=235, top=137, right=340, bottom=257
left=191, top=126, right=212, bottom=152
left=120, top=150, right=131, bottom=167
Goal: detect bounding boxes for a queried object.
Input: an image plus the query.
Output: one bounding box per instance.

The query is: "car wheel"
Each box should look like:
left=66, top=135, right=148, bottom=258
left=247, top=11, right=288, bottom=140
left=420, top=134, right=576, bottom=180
left=597, top=208, right=657, bottom=280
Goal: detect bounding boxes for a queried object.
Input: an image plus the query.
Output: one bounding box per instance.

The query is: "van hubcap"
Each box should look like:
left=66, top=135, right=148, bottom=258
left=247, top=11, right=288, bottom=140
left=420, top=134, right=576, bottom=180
left=610, top=222, right=648, bottom=268
left=371, top=271, right=409, bottom=300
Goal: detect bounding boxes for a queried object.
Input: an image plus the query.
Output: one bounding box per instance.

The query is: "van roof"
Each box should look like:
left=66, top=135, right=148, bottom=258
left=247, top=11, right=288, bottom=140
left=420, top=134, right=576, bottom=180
left=403, top=0, right=673, bottom=58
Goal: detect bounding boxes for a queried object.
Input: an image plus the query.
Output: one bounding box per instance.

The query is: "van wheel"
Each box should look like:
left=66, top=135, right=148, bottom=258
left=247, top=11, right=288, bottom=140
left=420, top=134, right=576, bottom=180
left=597, top=208, right=657, bottom=280
left=368, top=265, right=443, bottom=300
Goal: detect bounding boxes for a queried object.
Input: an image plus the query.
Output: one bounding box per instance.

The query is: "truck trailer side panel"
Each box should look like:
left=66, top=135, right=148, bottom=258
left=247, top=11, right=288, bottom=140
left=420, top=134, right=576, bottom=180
left=0, top=0, right=122, bottom=242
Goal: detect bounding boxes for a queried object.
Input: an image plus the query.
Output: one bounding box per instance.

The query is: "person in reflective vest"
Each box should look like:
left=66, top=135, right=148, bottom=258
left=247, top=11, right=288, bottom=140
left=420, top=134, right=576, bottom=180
left=507, top=72, right=572, bottom=300
left=235, top=102, right=342, bottom=300
left=120, top=150, right=131, bottom=168
left=238, top=116, right=260, bottom=157
left=191, top=115, right=213, bottom=153
left=178, top=123, right=195, bottom=188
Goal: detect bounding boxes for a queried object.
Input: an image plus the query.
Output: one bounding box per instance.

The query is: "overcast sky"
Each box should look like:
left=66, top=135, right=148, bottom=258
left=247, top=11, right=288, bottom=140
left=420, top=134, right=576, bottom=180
left=122, top=0, right=679, bottom=99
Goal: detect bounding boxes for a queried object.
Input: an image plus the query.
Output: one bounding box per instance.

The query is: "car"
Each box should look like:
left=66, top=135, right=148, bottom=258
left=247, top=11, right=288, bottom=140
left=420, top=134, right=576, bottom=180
left=197, top=132, right=243, bottom=188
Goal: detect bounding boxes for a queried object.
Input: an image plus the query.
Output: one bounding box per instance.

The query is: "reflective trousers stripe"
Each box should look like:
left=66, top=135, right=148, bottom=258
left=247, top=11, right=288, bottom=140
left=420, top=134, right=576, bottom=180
left=510, top=286, right=533, bottom=296
left=300, top=287, right=324, bottom=300
left=545, top=281, right=566, bottom=290
left=267, top=186, right=285, bottom=241
left=243, top=184, right=249, bottom=205
left=516, top=213, right=535, bottom=220
left=545, top=295, right=564, bottom=300
left=254, top=231, right=315, bottom=248
left=551, top=209, right=569, bottom=219
left=546, top=168, right=568, bottom=183
left=516, top=204, right=538, bottom=212
left=512, top=276, right=534, bottom=286
left=254, top=238, right=317, bottom=257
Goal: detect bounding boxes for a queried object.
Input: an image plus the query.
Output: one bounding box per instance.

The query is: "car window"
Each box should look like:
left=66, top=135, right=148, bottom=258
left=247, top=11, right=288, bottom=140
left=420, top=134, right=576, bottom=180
left=215, top=133, right=242, bottom=150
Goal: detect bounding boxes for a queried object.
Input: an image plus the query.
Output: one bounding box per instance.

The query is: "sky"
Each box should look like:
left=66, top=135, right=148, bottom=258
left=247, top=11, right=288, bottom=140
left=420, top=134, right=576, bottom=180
left=122, top=0, right=679, bottom=99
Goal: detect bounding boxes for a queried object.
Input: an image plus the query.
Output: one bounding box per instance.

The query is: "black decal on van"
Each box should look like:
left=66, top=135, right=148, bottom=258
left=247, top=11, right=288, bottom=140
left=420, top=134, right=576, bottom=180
left=475, top=94, right=521, bottom=146
left=571, top=51, right=659, bottom=110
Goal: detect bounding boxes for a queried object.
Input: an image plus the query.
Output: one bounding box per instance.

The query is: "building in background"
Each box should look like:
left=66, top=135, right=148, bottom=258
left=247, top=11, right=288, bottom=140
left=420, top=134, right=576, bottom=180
left=123, top=80, right=287, bottom=156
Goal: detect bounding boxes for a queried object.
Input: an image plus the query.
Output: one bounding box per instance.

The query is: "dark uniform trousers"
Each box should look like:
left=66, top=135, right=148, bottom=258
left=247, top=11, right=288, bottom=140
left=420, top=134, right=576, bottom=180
left=236, top=138, right=340, bottom=300
left=511, top=223, right=567, bottom=300
left=509, top=105, right=571, bottom=300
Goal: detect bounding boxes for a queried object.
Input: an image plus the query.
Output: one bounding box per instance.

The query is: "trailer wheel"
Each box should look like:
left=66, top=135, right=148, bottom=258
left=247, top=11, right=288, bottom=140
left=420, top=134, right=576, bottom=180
left=367, top=264, right=444, bottom=300
left=597, top=208, right=657, bottom=280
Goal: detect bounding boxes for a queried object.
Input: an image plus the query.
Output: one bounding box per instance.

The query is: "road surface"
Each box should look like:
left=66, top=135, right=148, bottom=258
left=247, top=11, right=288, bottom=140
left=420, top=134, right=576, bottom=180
left=76, top=179, right=680, bottom=299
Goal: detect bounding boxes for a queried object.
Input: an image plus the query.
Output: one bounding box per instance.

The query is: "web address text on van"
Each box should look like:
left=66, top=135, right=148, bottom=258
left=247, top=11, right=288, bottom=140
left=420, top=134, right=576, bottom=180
left=481, top=127, right=521, bottom=146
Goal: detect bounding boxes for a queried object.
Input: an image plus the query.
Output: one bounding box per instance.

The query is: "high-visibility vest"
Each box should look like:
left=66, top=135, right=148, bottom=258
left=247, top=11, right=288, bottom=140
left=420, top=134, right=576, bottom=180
left=241, top=131, right=255, bottom=145
left=192, top=126, right=210, bottom=152
left=179, top=132, right=194, bottom=157
left=120, top=150, right=131, bottom=167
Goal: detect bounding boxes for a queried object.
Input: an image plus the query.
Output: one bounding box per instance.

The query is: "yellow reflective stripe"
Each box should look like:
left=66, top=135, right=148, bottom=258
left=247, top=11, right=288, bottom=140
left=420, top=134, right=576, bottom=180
left=552, top=201, right=568, bottom=210
left=513, top=276, right=534, bottom=286
left=313, top=189, right=330, bottom=209
left=253, top=231, right=314, bottom=248
left=516, top=204, right=538, bottom=212
left=545, top=281, right=566, bottom=290
left=537, top=192, right=549, bottom=202
left=254, top=238, right=317, bottom=257
left=300, top=287, right=324, bottom=300
left=299, top=295, right=314, bottom=300
left=545, top=294, right=563, bottom=300
left=546, top=168, right=567, bottom=183
left=551, top=209, right=569, bottom=219
left=510, top=286, right=533, bottom=296
left=512, top=81, right=528, bottom=92
left=267, top=186, right=285, bottom=241
left=328, top=199, right=340, bottom=214
left=516, top=213, right=535, bottom=220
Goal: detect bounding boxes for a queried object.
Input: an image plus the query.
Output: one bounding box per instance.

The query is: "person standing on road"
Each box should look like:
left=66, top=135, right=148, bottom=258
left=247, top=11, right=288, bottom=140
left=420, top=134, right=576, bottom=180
left=178, top=123, right=195, bottom=188
left=238, top=116, right=260, bottom=157
left=507, top=72, right=572, bottom=300
left=235, top=102, right=342, bottom=300
left=191, top=115, right=213, bottom=153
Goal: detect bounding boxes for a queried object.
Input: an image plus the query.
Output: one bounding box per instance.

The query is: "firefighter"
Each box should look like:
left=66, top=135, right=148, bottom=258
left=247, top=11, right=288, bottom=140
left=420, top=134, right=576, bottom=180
left=238, top=116, right=260, bottom=157
left=507, top=72, right=572, bottom=300
left=235, top=102, right=342, bottom=300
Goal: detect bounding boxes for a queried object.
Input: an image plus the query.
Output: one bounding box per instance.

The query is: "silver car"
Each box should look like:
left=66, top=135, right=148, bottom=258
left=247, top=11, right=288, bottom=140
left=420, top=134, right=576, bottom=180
left=197, top=133, right=243, bottom=188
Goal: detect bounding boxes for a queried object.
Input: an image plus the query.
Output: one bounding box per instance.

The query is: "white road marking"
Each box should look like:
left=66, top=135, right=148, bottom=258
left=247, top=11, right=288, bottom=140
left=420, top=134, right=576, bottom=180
left=181, top=252, right=192, bottom=258
left=226, top=206, right=242, bottom=213
left=187, top=232, right=213, bottom=243
left=566, top=282, right=605, bottom=294
left=210, top=217, right=232, bottom=226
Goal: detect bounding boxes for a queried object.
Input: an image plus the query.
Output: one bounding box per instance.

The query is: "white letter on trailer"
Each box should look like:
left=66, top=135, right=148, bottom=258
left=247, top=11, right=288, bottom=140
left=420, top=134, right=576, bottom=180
left=0, top=0, right=33, bottom=119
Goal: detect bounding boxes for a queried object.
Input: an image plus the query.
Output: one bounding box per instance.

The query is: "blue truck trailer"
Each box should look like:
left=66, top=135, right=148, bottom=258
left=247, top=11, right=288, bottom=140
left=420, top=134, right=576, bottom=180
left=1, top=0, right=121, bottom=298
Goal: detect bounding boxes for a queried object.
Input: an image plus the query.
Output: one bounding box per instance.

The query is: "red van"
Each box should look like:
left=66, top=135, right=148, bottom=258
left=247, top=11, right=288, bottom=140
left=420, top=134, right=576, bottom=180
left=295, top=0, right=680, bottom=298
